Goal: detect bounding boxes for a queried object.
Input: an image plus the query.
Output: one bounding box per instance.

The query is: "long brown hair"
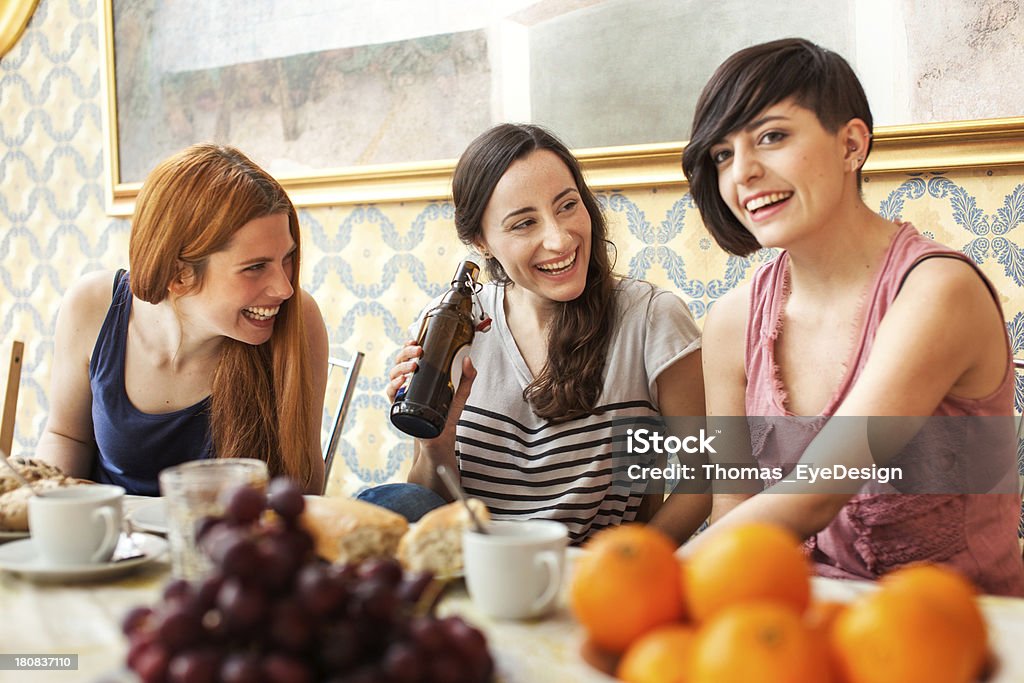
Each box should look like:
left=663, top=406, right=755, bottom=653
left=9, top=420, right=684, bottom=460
left=452, top=124, right=616, bottom=421
left=682, top=38, right=874, bottom=256
left=128, top=143, right=318, bottom=488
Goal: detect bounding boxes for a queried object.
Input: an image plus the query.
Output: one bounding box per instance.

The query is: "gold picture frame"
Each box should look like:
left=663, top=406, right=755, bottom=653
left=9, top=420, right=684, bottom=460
left=0, top=0, right=39, bottom=59
left=98, top=0, right=1024, bottom=217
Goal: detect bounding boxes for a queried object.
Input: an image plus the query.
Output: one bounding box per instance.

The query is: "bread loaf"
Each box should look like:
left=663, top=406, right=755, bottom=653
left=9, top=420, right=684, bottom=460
left=301, top=496, right=409, bottom=565
left=397, top=498, right=489, bottom=576
left=0, top=457, right=67, bottom=496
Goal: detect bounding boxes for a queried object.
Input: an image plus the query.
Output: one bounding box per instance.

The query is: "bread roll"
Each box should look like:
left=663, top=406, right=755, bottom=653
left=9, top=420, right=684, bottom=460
left=0, top=478, right=73, bottom=531
left=397, top=498, right=489, bottom=576
left=301, top=496, right=409, bottom=565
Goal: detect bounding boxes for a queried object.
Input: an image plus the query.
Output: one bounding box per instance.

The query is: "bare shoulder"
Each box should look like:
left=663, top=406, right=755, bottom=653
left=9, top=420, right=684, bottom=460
left=899, top=255, right=991, bottom=300
left=297, top=288, right=327, bottom=333
left=704, top=282, right=751, bottom=344
left=895, top=255, right=1001, bottom=328
left=58, top=270, right=121, bottom=332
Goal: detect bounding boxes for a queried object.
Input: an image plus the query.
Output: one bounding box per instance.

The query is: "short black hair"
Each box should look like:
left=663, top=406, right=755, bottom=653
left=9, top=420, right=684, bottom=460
left=681, top=38, right=874, bottom=256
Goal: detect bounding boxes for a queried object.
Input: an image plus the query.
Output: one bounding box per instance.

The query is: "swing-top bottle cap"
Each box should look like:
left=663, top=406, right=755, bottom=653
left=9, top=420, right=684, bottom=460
left=453, top=260, right=480, bottom=289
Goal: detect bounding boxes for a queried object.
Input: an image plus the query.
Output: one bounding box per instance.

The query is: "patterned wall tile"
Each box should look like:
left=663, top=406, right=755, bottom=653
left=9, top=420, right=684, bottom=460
left=1, top=2, right=1022, bottom=510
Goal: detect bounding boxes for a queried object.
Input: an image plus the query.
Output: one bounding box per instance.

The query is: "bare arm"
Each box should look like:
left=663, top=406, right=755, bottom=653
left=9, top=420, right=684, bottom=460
left=685, top=258, right=1007, bottom=552
left=646, top=348, right=714, bottom=544
left=300, top=289, right=328, bottom=494
left=37, top=271, right=117, bottom=478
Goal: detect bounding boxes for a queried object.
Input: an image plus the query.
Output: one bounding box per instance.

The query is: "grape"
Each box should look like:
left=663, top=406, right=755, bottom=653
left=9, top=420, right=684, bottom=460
left=216, top=533, right=262, bottom=580
left=216, top=577, right=268, bottom=634
left=351, top=578, right=398, bottom=623
left=195, top=571, right=225, bottom=611
left=396, top=570, right=436, bottom=606
left=167, top=649, right=220, bottom=683
left=409, top=617, right=446, bottom=653
left=263, top=652, right=313, bottom=683
left=267, top=477, right=305, bottom=520
left=269, top=598, right=315, bottom=653
left=193, top=515, right=223, bottom=544
left=121, top=605, right=154, bottom=636
left=427, top=653, right=466, bottom=683
left=125, top=630, right=158, bottom=670
left=223, top=485, right=266, bottom=524
left=220, top=652, right=264, bottom=683
left=156, top=605, right=203, bottom=652
left=357, top=557, right=403, bottom=587
left=162, top=578, right=194, bottom=603
left=318, top=620, right=362, bottom=672
left=383, top=642, right=422, bottom=683
left=133, top=643, right=170, bottom=683
left=297, top=563, right=348, bottom=617
left=257, top=540, right=301, bottom=593
left=125, top=477, right=494, bottom=683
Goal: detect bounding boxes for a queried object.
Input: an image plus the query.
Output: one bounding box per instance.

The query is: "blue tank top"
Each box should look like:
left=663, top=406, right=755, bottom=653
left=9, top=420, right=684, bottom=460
left=89, top=271, right=213, bottom=495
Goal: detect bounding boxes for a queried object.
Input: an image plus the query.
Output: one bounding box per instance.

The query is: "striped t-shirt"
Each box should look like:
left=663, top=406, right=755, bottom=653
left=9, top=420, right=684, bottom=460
left=447, top=278, right=701, bottom=543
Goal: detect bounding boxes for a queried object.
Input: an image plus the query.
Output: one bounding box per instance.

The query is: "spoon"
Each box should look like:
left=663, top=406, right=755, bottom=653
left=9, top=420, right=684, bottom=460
left=436, top=464, right=488, bottom=534
left=0, top=448, right=44, bottom=497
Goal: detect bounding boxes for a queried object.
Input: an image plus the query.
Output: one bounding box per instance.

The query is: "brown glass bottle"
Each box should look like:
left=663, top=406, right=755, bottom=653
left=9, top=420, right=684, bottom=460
left=390, top=261, right=480, bottom=439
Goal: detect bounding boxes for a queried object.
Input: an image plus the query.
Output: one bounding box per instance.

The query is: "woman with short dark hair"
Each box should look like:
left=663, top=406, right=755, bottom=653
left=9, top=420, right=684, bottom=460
left=682, top=38, right=1023, bottom=595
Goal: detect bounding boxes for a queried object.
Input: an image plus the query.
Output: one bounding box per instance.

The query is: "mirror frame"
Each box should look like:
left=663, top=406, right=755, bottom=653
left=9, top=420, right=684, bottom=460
left=98, top=0, right=1024, bottom=217
left=0, top=0, right=39, bottom=59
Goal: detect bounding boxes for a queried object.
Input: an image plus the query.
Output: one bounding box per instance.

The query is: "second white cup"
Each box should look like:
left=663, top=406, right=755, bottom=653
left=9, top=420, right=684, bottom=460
left=463, top=519, right=569, bottom=620
left=28, top=485, right=125, bottom=566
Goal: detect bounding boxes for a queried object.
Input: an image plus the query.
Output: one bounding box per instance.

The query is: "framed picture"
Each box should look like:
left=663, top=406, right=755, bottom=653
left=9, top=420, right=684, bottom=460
left=99, top=0, right=1024, bottom=216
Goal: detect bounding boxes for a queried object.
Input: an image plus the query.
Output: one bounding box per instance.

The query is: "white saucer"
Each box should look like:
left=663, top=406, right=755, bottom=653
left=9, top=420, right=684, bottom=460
left=127, top=498, right=167, bottom=535
left=0, top=532, right=167, bottom=582
left=0, top=529, right=29, bottom=544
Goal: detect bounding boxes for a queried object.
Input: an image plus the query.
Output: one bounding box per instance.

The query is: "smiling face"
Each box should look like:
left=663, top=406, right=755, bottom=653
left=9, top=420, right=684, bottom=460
left=709, top=98, right=858, bottom=251
left=476, top=149, right=593, bottom=310
left=177, top=212, right=296, bottom=346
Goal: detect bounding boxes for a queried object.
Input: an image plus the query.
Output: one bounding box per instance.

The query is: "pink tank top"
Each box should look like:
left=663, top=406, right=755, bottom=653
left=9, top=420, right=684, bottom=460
left=745, top=222, right=1024, bottom=596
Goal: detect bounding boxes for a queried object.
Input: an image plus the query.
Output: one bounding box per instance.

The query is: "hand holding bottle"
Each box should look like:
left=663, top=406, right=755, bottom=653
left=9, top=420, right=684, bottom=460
left=386, top=340, right=423, bottom=404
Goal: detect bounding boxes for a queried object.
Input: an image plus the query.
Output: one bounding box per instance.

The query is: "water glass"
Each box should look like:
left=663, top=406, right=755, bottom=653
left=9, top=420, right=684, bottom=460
left=158, top=458, right=268, bottom=580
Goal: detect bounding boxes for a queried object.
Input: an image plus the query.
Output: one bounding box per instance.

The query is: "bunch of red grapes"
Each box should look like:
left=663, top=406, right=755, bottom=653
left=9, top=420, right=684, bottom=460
left=123, top=478, right=494, bottom=683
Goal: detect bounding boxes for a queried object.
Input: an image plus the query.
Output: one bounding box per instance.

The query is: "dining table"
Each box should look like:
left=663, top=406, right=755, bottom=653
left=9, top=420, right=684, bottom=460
left=1, top=499, right=1023, bottom=683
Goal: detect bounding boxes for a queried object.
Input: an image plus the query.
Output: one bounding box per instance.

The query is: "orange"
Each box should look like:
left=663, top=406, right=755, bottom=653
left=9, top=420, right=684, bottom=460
left=617, top=624, right=697, bottom=683
left=804, top=601, right=849, bottom=683
left=831, top=585, right=981, bottom=683
left=570, top=524, right=685, bottom=653
left=879, top=563, right=988, bottom=675
left=683, top=522, right=811, bottom=623
left=689, top=601, right=833, bottom=683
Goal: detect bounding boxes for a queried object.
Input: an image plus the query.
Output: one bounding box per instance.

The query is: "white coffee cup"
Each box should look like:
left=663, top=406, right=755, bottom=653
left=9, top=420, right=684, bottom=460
left=463, top=519, right=569, bottom=620
left=28, top=485, right=125, bottom=566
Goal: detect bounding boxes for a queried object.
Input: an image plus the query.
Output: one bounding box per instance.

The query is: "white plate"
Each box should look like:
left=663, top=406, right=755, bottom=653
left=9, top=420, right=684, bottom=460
left=127, top=498, right=167, bottom=535
left=0, top=532, right=167, bottom=583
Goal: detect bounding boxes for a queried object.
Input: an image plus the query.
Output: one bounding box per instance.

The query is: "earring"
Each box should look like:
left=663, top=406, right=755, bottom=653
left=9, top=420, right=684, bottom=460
left=481, top=250, right=491, bottom=259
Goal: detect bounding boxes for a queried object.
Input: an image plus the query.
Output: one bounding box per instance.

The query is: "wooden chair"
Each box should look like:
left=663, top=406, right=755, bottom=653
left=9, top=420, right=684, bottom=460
left=1, top=341, right=24, bottom=456
left=321, top=351, right=365, bottom=494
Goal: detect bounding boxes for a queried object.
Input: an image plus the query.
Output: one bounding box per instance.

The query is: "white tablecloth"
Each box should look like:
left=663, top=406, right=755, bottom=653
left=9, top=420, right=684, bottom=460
left=1, top=535, right=1022, bottom=682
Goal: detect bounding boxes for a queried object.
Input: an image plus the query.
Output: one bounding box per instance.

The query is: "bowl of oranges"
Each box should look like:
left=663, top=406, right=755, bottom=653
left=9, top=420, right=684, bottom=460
left=569, top=522, right=995, bottom=683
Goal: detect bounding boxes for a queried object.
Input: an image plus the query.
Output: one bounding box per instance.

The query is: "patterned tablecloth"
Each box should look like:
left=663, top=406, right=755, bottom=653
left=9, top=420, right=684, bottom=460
left=0, top=527, right=1022, bottom=683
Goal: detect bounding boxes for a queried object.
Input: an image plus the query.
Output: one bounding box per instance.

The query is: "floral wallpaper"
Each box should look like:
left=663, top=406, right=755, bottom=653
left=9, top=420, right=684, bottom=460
left=1, top=2, right=1022, bottom=513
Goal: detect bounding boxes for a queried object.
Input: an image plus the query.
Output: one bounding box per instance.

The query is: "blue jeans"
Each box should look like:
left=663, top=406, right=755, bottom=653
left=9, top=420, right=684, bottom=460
left=356, top=482, right=446, bottom=522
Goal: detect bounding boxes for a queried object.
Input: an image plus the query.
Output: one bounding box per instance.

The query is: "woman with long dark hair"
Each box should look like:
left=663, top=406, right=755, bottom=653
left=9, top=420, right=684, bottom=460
left=377, top=124, right=709, bottom=544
